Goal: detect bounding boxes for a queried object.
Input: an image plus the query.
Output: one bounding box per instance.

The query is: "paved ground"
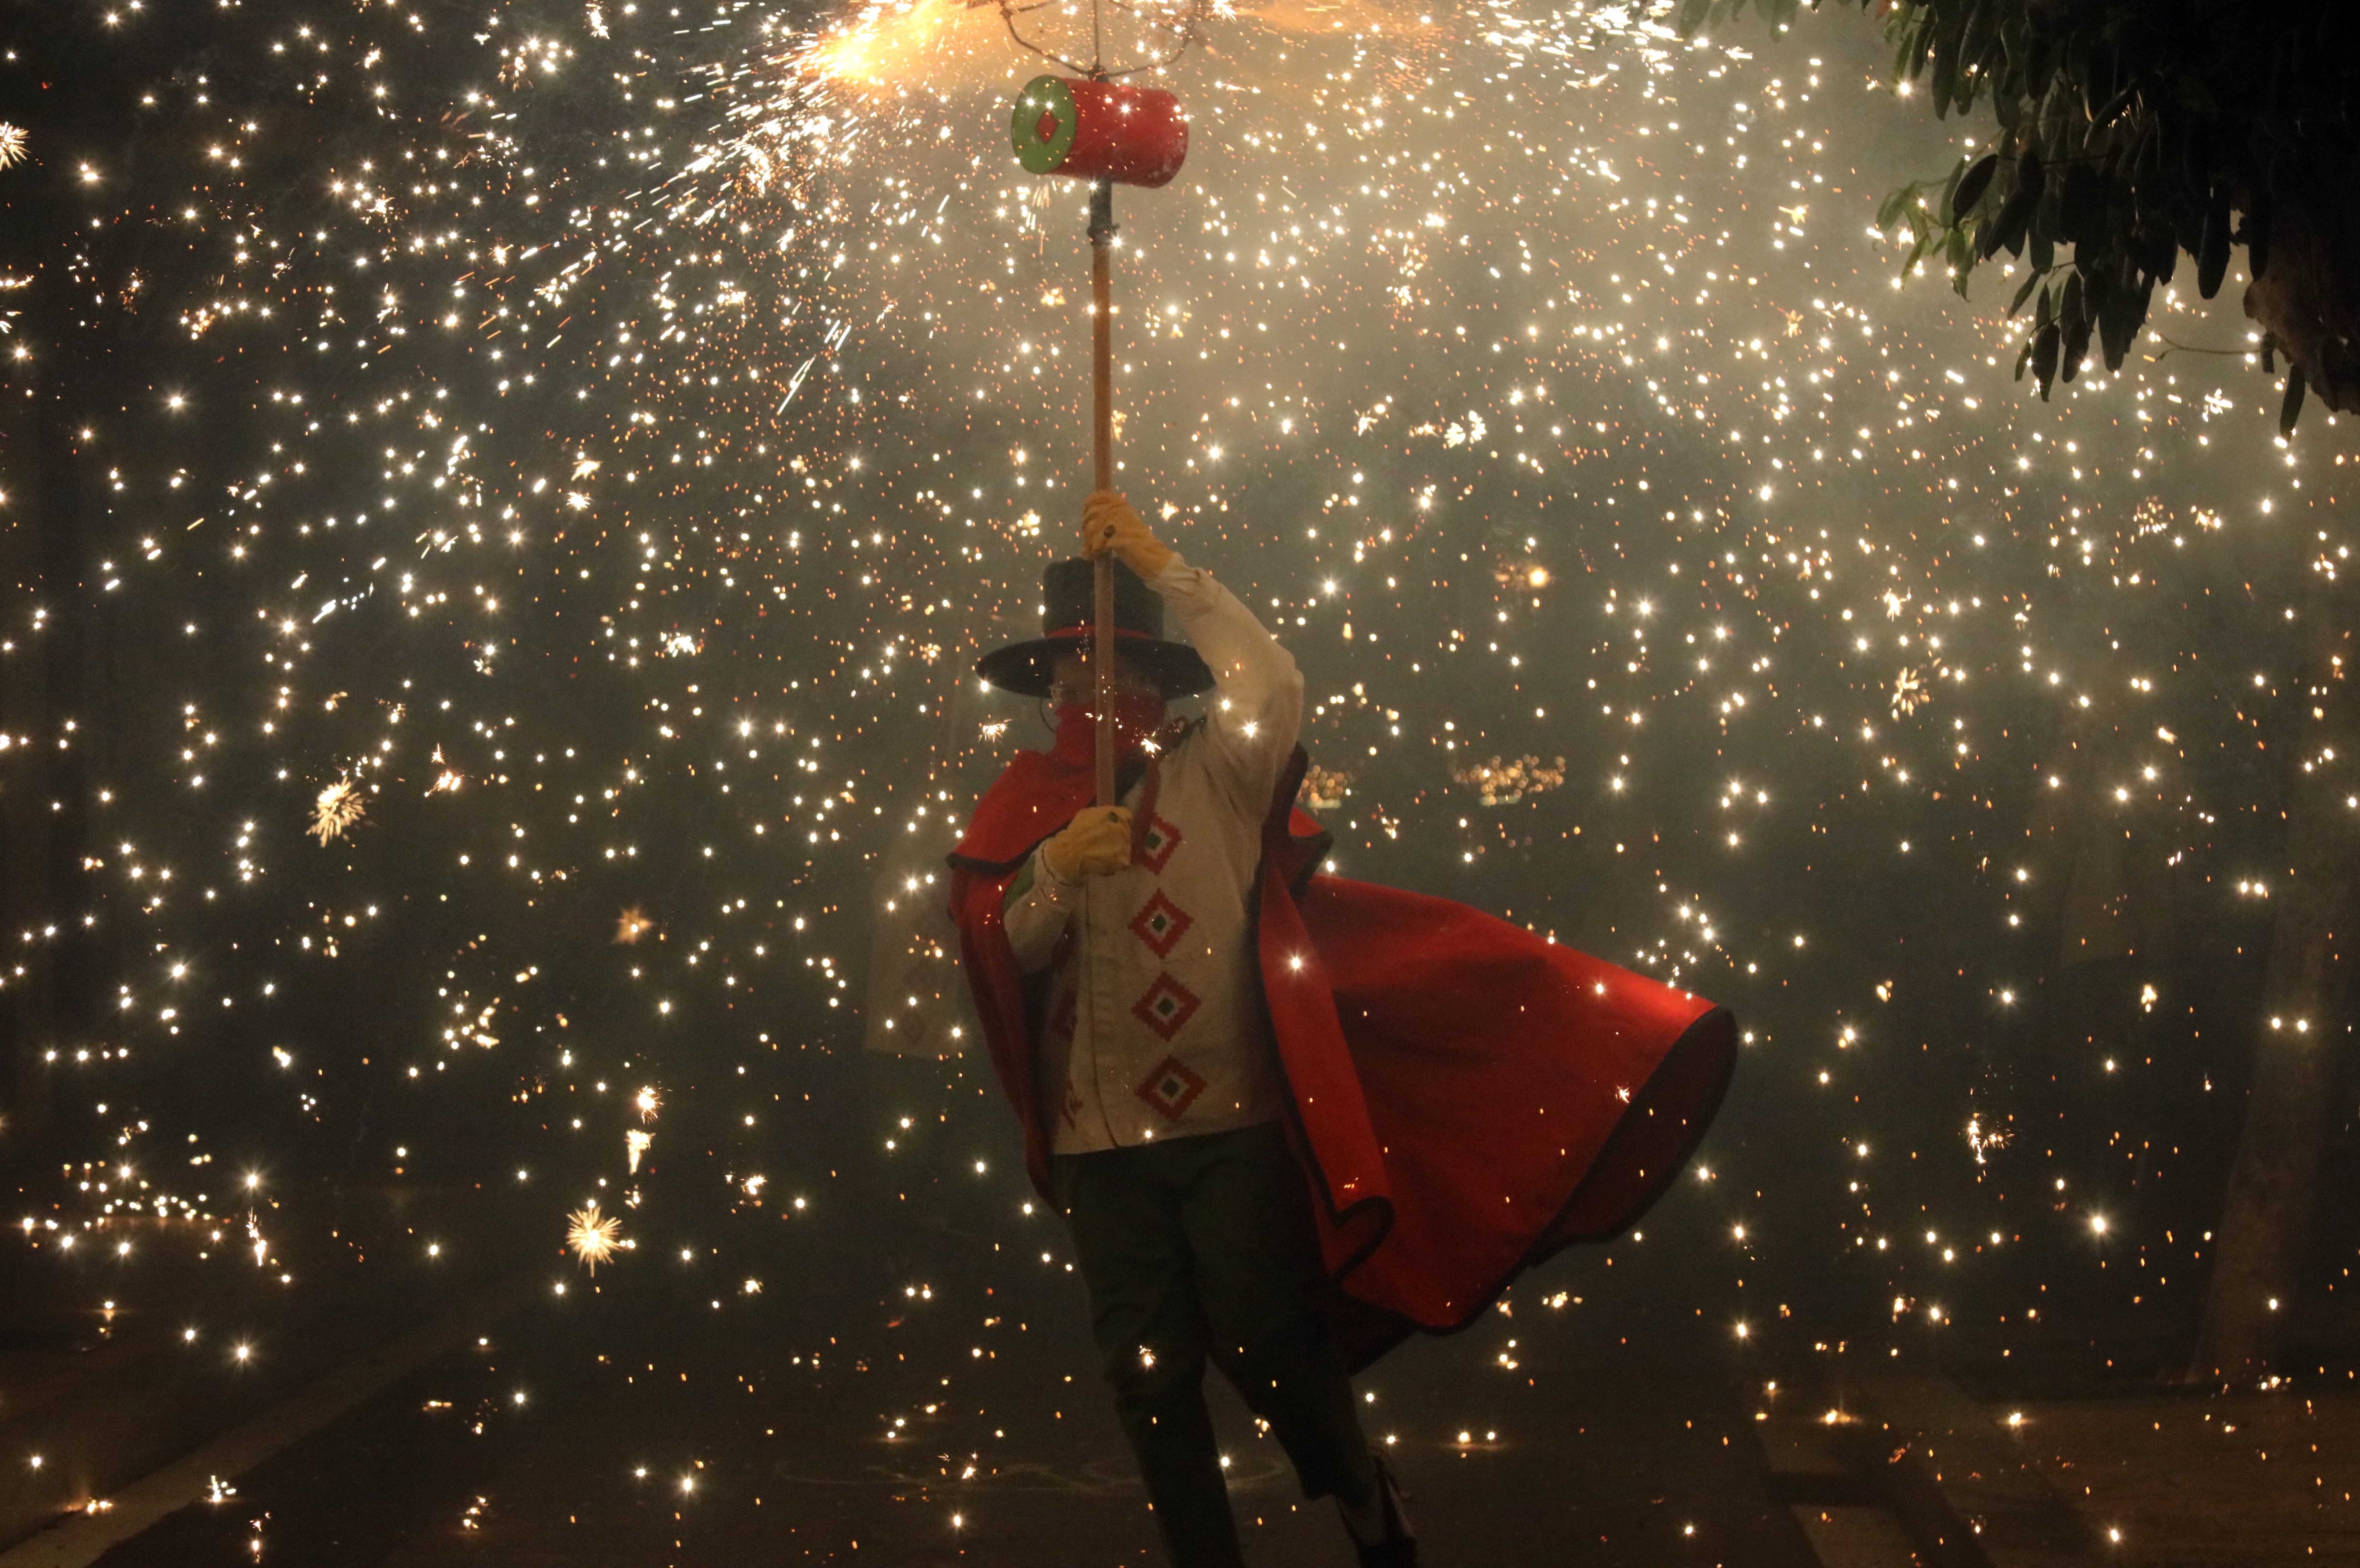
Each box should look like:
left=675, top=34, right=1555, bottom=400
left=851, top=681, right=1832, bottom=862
left=28, top=1188, right=2360, bottom=1566
left=71, top=1205, right=1817, bottom=1568
left=2021, top=1385, right=2360, bottom=1565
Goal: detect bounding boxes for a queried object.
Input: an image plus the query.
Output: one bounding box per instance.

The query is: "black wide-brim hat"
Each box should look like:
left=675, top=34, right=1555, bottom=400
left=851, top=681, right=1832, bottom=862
left=977, top=557, right=1215, bottom=699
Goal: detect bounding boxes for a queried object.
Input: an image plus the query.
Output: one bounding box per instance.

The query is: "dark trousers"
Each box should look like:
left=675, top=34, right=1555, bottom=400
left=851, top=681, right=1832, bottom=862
left=1052, top=1121, right=1378, bottom=1568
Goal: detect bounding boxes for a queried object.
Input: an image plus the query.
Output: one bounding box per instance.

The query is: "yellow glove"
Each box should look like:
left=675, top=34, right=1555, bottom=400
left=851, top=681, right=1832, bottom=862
left=1040, top=805, right=1132, bottom=883
left=1082, top=491, right=1175, bottom=579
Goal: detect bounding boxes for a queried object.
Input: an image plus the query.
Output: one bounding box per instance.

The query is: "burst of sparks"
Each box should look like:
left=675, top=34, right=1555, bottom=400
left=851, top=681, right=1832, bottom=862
left=9, top=0, right=2326, bottom=1475
left=565, top=1201, right=622, bottom=1272
left=1451, top=754, right=1568, bottom=808
left=309, top=778, right=365, bottom=845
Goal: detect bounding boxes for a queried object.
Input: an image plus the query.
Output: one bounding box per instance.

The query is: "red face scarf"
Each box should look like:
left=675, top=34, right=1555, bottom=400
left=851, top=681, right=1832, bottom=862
left=1050, top=693, right=1167, bottom=766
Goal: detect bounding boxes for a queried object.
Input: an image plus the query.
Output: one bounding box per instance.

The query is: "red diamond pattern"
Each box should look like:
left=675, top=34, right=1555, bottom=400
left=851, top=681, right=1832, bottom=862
left=1060, top=1077, right=1086, bottom=1130
left=1127, top=890, right=1195, bottom=959
left=1136, top=812, right=1183, bottom=874
left=1133, top=1055, right=1207, bottom=1122
left=1130, top=971, right=1201, bottom=1041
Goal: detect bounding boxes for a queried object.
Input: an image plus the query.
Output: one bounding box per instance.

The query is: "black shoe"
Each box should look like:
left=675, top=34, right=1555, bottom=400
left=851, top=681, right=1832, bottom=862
left=1354, top=1449, right=1418, bottom=1568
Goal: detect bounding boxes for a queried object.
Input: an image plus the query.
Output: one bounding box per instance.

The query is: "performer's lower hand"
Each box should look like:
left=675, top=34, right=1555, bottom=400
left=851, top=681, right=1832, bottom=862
left=1082, top=491, right=1175, bottom=578
left=1042, top=804, right=1132, bottom=882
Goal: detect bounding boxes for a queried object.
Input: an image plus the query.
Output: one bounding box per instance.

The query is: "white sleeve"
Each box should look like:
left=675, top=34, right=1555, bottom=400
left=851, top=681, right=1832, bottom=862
left=1150, top=557, right=1304, bottom=814
left=1000, top=847, right=1078, bottom=975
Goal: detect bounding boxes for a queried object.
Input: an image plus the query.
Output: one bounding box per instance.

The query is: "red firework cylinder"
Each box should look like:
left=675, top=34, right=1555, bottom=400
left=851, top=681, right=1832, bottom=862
left=1010, top=75, right=1189, bottom=189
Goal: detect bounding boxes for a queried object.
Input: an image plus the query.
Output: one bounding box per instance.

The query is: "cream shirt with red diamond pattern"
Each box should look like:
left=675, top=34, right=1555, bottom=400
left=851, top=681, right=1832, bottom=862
left=1002, top=556, right=1304, bottom=1154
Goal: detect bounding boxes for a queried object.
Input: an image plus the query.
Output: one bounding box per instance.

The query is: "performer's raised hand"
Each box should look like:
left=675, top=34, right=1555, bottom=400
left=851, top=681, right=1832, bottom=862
left=1081, top=490, right=1174, bottom=578
left=1041, top=804, right=1132, bottom=882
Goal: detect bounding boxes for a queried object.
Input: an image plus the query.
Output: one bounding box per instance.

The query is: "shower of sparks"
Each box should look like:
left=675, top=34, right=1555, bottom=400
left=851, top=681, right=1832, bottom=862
left=634, top=1085, right=662, bottom=1122
left=11, top=0, right=2336, bottom=1509
left=566, top=1201, right=623, bottom=1272
left=1490, top=552, right=1551, bottom=591
left=1452, top=755, right=1568, bottom=807
left=1299, top=763, right=1355, bottom=810
left=309, top=779, right=366, bottom=845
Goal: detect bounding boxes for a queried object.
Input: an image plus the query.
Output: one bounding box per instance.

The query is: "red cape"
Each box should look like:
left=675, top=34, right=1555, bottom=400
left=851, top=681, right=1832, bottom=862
left=948, top=739, right=1736, bottom=1369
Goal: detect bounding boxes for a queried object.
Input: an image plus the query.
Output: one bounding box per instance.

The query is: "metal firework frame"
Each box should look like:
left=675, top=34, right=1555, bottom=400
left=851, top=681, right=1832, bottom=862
left=974, top=0, right=1209, bottom=79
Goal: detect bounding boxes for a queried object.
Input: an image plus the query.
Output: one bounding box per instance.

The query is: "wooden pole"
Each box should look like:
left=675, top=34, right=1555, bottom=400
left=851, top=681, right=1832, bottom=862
left=1088, top=176, right=1117, bottom=807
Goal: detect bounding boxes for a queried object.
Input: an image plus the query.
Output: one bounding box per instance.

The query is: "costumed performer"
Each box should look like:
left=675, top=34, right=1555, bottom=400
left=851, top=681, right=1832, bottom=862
left=948, top=492, right=1737, bottom=1568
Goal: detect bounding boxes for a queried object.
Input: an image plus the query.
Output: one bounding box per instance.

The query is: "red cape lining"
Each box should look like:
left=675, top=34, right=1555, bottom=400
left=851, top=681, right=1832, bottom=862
left=949, top=740, right=1735, bottom=1369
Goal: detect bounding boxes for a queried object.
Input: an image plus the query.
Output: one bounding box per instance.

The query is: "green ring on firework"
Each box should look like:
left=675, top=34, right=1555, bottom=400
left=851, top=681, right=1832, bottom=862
left=1011, top=75, right=1079, bottom=176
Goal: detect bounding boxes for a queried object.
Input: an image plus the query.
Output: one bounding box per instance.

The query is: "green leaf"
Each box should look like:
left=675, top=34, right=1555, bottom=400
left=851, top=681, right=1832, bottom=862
left=2032, top=321, right=2060, bottom=398
left=2007, top=266, right=2043, bottom=318
left=2280, top=365, right=2307, bottom=437
left=1952, top=153, right=2001, bottom=220
left=1959, top=0, right=1998, bottom=76
left=2096, top=265, right=2140, bottom=370
left=2061, top=308, right=2093, bottom=384
left=1938, top=157, right=1968, bottom=223
left=2067, top=34, right=2094, bottom=117
left=2091, top=83, right=2137, bottom=127
left=1993, top=39, right=2025, bottom=131
left=1982, top=187, right=2034, bottom=258
left=1908, top=10, right=1939, bottom=80
left=2197, top=193, right=2230, bottom=299
left=1899, top=233, right=1930, bottom=281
